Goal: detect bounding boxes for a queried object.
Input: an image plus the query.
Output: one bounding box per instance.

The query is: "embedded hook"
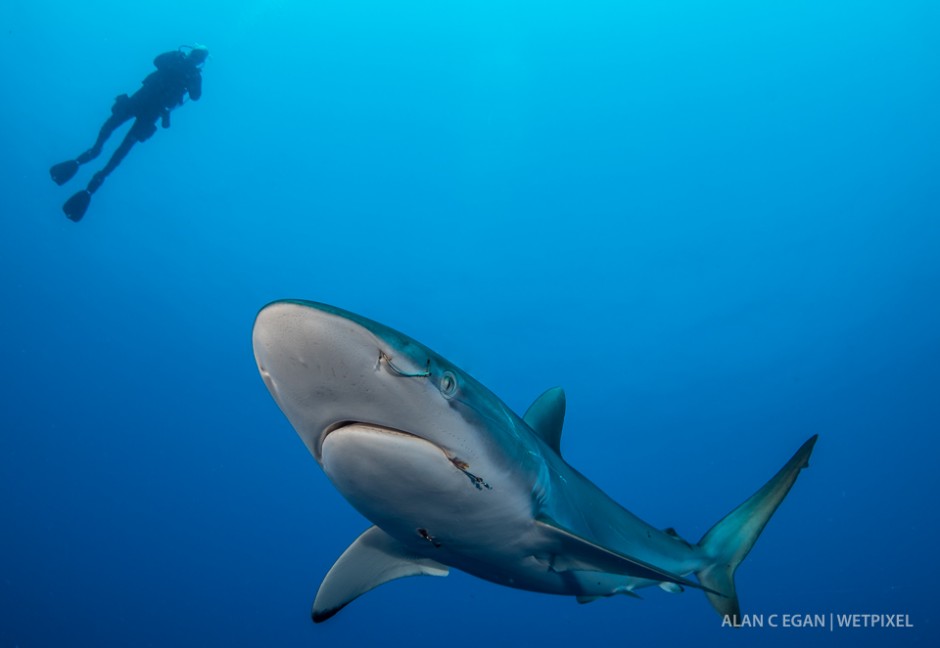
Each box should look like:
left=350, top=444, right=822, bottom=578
left=450, top=457, right=492, bottom=491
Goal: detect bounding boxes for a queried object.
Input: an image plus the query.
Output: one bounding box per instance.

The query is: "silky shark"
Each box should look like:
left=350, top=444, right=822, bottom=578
left=252, top=300, right=817, bottom=623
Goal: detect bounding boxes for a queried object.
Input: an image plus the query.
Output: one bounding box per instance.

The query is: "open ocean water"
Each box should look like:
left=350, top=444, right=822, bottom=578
left=2, top=1, right=938, bottom=646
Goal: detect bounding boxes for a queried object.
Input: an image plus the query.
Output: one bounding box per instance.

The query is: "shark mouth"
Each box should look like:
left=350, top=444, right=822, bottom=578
left=320, top=422, right=492, bottom=491
left=319, top=421, right=423, bottom=455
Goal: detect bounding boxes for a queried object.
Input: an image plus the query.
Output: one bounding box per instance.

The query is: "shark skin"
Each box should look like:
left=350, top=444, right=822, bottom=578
left=252, top=300, right=817, bottom=623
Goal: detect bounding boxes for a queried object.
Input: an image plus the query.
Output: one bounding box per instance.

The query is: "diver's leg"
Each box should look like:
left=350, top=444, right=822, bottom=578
left=51, top=107, right=131, bottom=185
left=77, top=92, right=136, bottom=164
left=63, top=115, right=153, bottom=221
left=77, top=113, right=126, bottom=164
left=53, top=95, right=134, bottom=185
left=87, top=129, right=136, bottom=194
left=61, top=126, right=134, bottom=221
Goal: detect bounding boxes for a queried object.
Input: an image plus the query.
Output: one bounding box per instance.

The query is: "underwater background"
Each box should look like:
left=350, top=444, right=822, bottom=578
left=2, top=0, right=938, bottom=645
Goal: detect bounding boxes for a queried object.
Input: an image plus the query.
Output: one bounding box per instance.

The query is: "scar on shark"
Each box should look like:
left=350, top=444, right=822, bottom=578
left=252, top=300, right=817, bottom=624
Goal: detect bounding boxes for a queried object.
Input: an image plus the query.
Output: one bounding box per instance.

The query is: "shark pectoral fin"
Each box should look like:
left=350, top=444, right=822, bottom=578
left=312, top=526, right=449, bottom=623
left=534, top=516, right=715, bottom=595
left=523, top=387, right=566, bottom=455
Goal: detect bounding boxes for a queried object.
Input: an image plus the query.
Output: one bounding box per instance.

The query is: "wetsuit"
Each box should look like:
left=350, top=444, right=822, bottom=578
left=78, top=51, right=203, bottom=192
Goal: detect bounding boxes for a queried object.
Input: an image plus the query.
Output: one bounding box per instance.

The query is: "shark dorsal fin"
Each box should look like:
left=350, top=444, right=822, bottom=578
left=523, top=387, right=566, bottom=455
left=312, top=525, right=448, bottom=623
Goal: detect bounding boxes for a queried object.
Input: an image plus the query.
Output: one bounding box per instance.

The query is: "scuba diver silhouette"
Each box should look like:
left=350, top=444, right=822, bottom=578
left=50, top=45, right=209, bottom=222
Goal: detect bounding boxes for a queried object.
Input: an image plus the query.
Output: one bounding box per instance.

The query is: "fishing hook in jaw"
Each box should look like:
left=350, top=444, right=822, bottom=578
left=449, top=457, right=493, bottom=491
left=377, top=350, right=431, bottom=378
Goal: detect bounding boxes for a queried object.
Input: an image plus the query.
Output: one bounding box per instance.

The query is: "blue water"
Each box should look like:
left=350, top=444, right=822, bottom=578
left=2, top=1, right=938, bottom=645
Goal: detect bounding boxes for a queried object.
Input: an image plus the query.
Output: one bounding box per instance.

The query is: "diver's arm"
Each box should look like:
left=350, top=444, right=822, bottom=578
left=187, top=73, right=203, bottom=101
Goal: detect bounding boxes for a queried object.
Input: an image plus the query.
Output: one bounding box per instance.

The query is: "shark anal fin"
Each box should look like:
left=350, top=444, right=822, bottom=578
left=523, top=387, right=566, bottom=455
left=615, top=586, right=643, bottom=599
left=535, top=515, right=717, bottom=596
left=576, top=588, right=641, bottom=603
left=312, top=526, right=448, bottom=623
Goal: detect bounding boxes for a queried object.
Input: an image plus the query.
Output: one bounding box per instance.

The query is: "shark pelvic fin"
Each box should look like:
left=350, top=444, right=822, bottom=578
left=312, top=526, right=449, bottom=623
left=534, top=515, right=717, bottom=595
left=523, top=387, right=566, bottom=455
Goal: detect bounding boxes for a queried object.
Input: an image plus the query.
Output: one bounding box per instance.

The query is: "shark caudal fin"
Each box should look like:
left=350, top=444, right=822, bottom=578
left=696, top=435, right=818, bottom=624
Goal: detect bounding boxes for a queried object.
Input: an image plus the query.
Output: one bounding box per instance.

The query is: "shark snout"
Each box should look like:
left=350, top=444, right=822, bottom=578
left=252, top=301, right=378, bottom=391
left=252, top=300, right=449, bottom=460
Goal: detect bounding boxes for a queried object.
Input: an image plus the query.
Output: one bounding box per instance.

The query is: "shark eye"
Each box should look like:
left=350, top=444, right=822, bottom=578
left=440, top=371, right=458, bottom=398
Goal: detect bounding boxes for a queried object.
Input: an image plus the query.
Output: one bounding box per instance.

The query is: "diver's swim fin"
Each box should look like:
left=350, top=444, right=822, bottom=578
left=63, top=190, right=91, bottom=222
left=50, top=160, right=80, bottom=186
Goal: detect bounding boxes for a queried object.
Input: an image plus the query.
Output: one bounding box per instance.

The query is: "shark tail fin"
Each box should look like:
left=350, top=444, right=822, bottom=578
left=695, top=435, right=818, bottom=624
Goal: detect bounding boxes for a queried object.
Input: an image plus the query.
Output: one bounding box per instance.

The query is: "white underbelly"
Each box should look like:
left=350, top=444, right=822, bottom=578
left=320, top=423, right=587, bottom=594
